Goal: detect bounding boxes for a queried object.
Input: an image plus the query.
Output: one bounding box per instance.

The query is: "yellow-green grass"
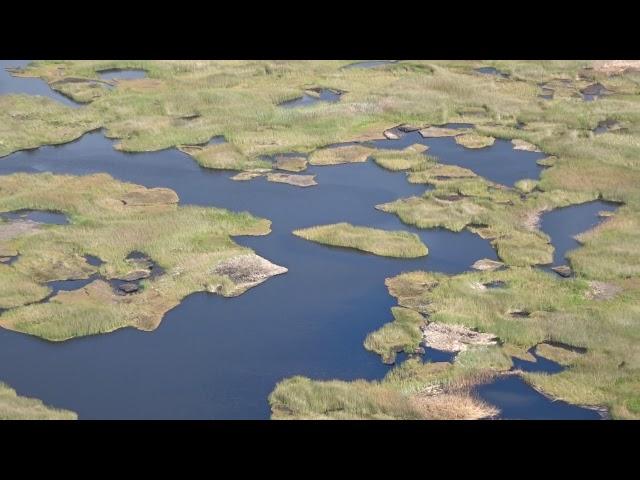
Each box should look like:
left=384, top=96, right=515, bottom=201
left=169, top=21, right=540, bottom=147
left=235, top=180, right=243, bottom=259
left=292, top=223, right=428, bottom=258
left=0, top=382, right=77, bottom=420
left=4, top=60, right=640, bottom=418
left=308, top=145, right=374, bottom=165
left=0, top=173, right=282, bottom=341
left=454, top=133, right=495, bottom=149
left=384, top=269, right=640, bottom=418
left=377, top=173, right=600, bottom=267
left=363, top=307, right=425, bottom=363
left=0, top=95, right=101, bottom=157
left=269, top=348, right=511, bottom=420
left=178, top=142, right=271, bottom=171
left=371, top=150, right=435, bottom=171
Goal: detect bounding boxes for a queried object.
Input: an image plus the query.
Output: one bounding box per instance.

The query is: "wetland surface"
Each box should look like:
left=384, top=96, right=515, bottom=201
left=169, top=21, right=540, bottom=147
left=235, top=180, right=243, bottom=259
left=0, top=67, right=616, bottom=419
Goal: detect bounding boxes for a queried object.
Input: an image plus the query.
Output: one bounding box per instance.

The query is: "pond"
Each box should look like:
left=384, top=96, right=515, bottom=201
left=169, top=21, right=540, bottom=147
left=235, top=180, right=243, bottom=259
left=540, top=200, right=619, bottom=267
left=344, top=60, right=398, bottom=69
left=0, top=209, right=69, bottom=225
left=97, top=69, right=147, bottom=81
left=279, top=88, right=342, bottom=108
left=475, top=375, right=603, bottom=420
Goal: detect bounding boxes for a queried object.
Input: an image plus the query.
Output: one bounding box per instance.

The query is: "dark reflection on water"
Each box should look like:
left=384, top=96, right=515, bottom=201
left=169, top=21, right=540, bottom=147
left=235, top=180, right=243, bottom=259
left=511, top=349, right=564, bottom=374
left=0, top=60, right=81, bottom=108
left=475, top=375, right=602, bottom=420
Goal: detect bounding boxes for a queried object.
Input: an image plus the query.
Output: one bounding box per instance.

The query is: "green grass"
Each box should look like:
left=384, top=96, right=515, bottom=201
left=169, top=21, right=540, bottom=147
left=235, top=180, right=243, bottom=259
left=384, top=268, right=640, bottom=418
left=178, top=142, right=272, bottom=171
left=293, top=223, right=428, bottom=258
left=0, top=382, right=76, bottom=420
left=308, top=145, right=375, bottom=165
left=269, top=351, right=509, bottom=420
left=371, top=149, right=433, bottom=171
left=363, top=307, right=425, bottom=363
left=0, top=95, right=100, bottom=157
left=0, top=173, right=281, bottom=341
left=455, top=133, right=495, bottom=148
left=4, top=60, right=640, bottom=418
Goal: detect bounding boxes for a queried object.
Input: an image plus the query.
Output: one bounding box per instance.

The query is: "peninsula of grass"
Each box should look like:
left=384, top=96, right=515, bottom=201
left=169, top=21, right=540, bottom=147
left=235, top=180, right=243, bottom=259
left=292, top=223, right=428, bottom=258
left=270, top=348, right=510, bottom=420
left=0, top=382, right=76, bottom=420
left=0, top=173, right=285, bottom=341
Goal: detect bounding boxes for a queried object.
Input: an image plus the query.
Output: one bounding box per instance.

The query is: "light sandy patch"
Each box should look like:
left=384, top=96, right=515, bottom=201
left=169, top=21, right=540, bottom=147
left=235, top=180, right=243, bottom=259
left=422, top=322, right=498, bottom=352
left=266, top=173, right=317, bottom=187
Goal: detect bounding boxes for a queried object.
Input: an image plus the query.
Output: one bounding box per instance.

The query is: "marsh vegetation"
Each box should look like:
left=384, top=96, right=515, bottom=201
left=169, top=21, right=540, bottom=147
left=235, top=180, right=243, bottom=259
left=2, top=59, right=640, bottom=419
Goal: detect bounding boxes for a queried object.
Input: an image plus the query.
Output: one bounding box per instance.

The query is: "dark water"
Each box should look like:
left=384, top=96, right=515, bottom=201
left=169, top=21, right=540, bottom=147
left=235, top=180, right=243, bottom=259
left=594, top=119, right=622, bottom=135
left=366, top=130, right=546, bottom=187
left=581, top=83, right=609, bottom=102
left=0, top=60, right=81, bottom=108
left=279, top=89, right=341, bottom=108
left=0, top=209, right=69, bottom=225
left=344, top=60, right=398, bottom=69
left=97, top=69, right=147, bottom=81
left=0, top=130, right=503, bottom=419
left=539, top=87, right=554, bottom=100
left=540, top=200, right=619, bottom=266
left=475, top=67, right=509, bottom=78
left=0, top=85, right=600, bottom=419
left=511, top=348, right=564, bottom=374
left=423, top=347, right=457, bottom=363
left=475, top=375, right=602, bottom=420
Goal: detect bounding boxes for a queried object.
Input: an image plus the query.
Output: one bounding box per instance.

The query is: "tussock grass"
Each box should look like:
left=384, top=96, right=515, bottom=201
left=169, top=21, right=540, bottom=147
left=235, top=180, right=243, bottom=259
left=269, top=354, right=504, bottom=420
left=308, top=145, right=374, bottom=165
left=364, top=307, right=425, bottom=363
left=371, top=150, right=434, bottom=171
left=0, top=382, right=76, bottom=420
left=455, top=133, right=495, bottom=149
left=293, top=223, right=428, bottom=258
left=0, top=95, right=100, bottom=157
left=383, top=268, right=640, bottom=418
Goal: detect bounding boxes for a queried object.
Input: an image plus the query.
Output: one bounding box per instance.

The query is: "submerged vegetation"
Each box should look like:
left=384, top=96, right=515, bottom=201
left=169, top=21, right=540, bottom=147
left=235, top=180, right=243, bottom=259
left=2, top=60, right=640, bottom=419
left=293, top=223, right=428, bottom=258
